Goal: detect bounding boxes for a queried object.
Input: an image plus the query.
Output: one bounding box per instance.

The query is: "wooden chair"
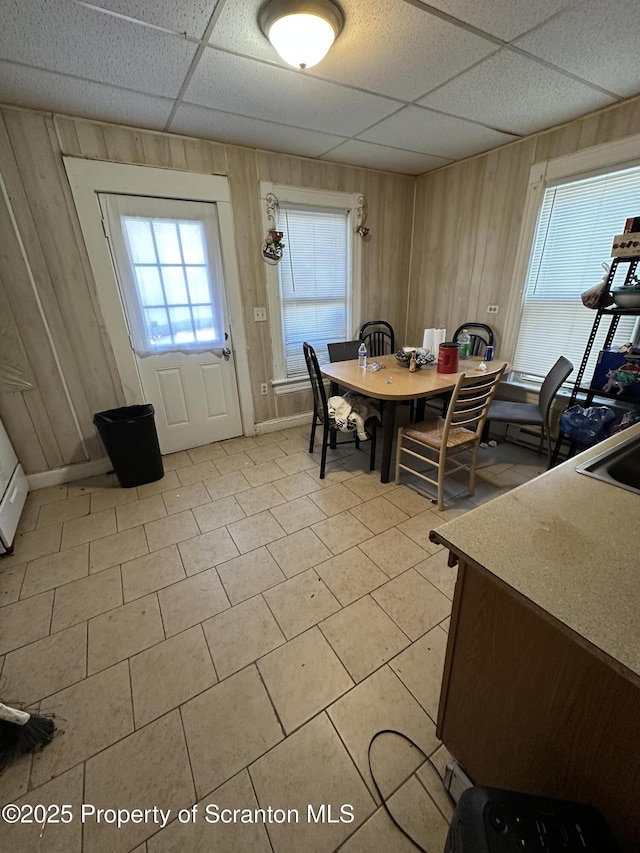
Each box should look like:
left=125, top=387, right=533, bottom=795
left=304, top=342, right=377, bottom=479
left=484, top=356, right=573, bottom=468
left=453, top=323, right=494, bottom=356
left=395, top=365, right=505, bottom=509
left=359, top=321, right=395, bottom=356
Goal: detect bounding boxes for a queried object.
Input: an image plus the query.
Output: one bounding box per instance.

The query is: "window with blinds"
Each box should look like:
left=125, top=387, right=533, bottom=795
left=277, top=206, right=350, bottom=378
left=514, top=164, right=640, bottom=384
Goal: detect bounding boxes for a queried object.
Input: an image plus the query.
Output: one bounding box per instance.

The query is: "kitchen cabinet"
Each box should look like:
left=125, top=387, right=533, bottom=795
left=430, top=423, right=640, bottom=852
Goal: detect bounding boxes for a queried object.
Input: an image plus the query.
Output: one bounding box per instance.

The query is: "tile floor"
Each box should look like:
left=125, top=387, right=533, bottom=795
left=0, top=423, right=545, bottom=853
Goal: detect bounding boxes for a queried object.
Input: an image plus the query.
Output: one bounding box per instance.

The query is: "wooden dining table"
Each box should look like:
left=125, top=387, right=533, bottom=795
left=320, top=354, right=508, bottom=483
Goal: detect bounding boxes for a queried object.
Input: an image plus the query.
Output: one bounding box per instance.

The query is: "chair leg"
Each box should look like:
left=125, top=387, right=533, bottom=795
left=320, top=424, right=330, bottom=479
left=369, top=423, right=377, bottom=471
left=394, top=428, right=403, bottom=484
left=309, top=409, right=317, bottom=453
left=481, top=419, right=490, bottom=444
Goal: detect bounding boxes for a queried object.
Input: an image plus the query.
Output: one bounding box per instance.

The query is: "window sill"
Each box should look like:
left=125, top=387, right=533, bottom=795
left=272, top=377, right=312, bottom=396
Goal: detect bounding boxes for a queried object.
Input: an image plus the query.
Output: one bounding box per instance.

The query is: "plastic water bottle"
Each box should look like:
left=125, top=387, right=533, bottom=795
left=459, top=328, right=471, bottom=360
left=358, top=341, right=367, bottom=369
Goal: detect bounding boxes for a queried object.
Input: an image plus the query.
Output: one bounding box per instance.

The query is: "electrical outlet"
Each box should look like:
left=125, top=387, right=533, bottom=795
left=487, top=304, right=499, bottom=314
left=253, top=307, right=267, bottom=322
left=260, top=383, right=268, bottom=396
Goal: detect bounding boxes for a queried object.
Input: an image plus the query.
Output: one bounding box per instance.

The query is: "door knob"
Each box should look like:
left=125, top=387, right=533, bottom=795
left=222, top=347, right=231, bottom=359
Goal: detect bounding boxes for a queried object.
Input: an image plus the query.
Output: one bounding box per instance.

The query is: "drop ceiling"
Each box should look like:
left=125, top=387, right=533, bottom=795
left=1, top=0, right=638, bottom=175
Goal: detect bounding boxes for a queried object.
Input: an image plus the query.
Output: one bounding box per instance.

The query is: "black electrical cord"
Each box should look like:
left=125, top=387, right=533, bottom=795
left=367, top=728, right=456, bottom=852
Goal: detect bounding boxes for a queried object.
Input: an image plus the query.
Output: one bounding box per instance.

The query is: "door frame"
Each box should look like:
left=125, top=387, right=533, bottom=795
left=64, top=158, right=255, bottom=437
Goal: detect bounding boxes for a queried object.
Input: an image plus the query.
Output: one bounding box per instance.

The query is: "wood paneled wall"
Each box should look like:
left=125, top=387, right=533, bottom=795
left=408, top=96, right=640, bottom=357
left=0, top=105, right=414, bottom=474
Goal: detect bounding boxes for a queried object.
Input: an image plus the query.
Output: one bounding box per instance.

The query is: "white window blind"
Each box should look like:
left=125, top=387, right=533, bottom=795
left=514, top=164, right=640, bottom=383
left=278, top=206, right=350, bottom=377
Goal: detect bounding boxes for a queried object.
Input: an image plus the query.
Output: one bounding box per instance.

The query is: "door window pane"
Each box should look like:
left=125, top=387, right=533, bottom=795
left=180, top=222, right=206, bottom=264
left=153, top=221, right=181, bottom=264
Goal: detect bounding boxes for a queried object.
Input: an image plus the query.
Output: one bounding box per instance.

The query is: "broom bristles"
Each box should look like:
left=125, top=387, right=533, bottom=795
left=0, top=713, right=55, bottom=774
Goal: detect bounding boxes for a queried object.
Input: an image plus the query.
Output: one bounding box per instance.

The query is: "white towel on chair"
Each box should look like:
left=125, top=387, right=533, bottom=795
left=327, top=395, right=380, bottom=440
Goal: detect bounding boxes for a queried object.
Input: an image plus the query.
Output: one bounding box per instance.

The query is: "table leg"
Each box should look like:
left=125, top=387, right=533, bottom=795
left=380, top=400, right=397, bottom=483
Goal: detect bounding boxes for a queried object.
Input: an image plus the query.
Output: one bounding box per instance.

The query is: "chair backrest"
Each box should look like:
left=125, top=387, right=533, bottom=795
left=538, top=356, right=573, bottom=418
left=443, top=365, right=505, bottom=444
left=303, top=342, right=329, bottom=424
left=327, top=340, right=362, bottom=363
left=359, top=321, right=395, bottom=356
left=453, top=323, right=494, bottom=356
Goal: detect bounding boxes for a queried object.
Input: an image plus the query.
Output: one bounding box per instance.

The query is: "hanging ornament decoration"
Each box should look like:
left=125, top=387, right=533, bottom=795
left=355, top=195, right=370, bottom=239
left=262, top=192, right=285, bottom=265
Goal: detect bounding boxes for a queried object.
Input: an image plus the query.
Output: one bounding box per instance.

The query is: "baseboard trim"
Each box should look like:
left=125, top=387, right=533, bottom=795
left=255, top=412, right=312, bottom=434
left=27, top=457, right=112, bottom=490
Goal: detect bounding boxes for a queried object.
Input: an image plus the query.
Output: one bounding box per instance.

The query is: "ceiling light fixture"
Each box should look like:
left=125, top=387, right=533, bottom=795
left=259, top=0, right=344, bottom=70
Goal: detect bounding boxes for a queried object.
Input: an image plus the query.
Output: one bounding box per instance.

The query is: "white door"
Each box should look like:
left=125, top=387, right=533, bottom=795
left=100, top=194, right=243, bottom=454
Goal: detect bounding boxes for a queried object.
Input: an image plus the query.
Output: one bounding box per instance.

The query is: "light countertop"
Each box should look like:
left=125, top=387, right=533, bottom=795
left=430, top=422, right=640, bottom=684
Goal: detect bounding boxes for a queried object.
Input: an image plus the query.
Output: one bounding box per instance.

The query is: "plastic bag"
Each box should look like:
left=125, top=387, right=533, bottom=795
left=581, top=262, right=613, bottom=309
left=559, top=405, right=616, bottom=446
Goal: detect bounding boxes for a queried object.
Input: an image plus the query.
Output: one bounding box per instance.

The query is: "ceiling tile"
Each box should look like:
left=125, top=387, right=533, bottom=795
left=0, top=0, right=198, bottom=98
left=359, top=105, right=519, bottom=158
left=320, top=139, right=451, bottom=175
left=171, top=103, right=347, bottom=157
left=184, top=47, right=401, bottom=137
left=418, top=48, right=616, bottom=135
left=80, top=0, right=217, bottom=39
left=0, top=60, right=175, bottom=127
left=411, top=0, right=573, bottom=41
left=515, top=0, right=640, bottom=98
left=209, top=0, right=499, bottom=101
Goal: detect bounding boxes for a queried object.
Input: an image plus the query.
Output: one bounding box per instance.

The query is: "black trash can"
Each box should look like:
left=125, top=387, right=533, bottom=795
left=93, top=404, right=164, bottom=488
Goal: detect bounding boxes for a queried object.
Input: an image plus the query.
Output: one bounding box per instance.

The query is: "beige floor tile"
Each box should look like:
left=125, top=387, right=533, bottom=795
left=349, top=496, right=410, bottom=535
left=16, top=502, right=39, bottom=534
left=161, top=450, right=192, bottom=471
left=221, top=436, right=259, bottom=455
left=21, top=544, right=89, bottom=598
left=145, top=509, right=200, bottom=551
left=243, top=461, right=288, bottom=487
left=328, top=666, right=439, bottom=800
left=0, top=562, right=26, bottom=606
left=311, top=511, right=372, bottom=555
left=89, top=526, right=148, bottom=573
left=213, top=451, right=254, bottom=475
left=178, top=528, right=239, bottom=575
left=157, top=568, right=230, bottom=637
left=0, top=591, right=53, bottom=655
left=249, top=713, right=375, bottom=853
left=67, top=472, right=117, bottom=496
left=25, top=483, right=68, bottom=508
left=269, top=495, right=327, bottom=534
left=372, top=569, right=451, bottom=641
left=0, top=750, right=31, bottom=805
left=263, top=569, right=341, bottom=639
left=115, top=494, right=167, bottom=531
left=162, top=482, right=211, bottom=515
left=258, top=627, right=353, bottom=734
left=389, top=626, right=448, bottom=723
left=416, top=744, right=456, bottom=823
left=235, top=482, right=286, bottom=516
left=308, top=482, right=361, bottom=516
left=441, top=616, right=450, bottom=632
left=182, top=665, right=283, bottom=798
left=2, top=622, right=86, bottom=705
left=36, top=494, right=90, bottom=528
left=275, top=451, right=318, bottom=476
left=267, top=528, right=333, bottom=578
left=383, top=484, right=437, bottom=517
left=61, top=509, right=116, bottom=550
left=88, top=593, right=164, bottom=674
left=30, top=661, right=133, bottom=787
left=192, top=495, right=245, bottom=533
left=186, top=442, right=227, bottom=464
left=90, top=486, right=139, bottom=514
left=396, top=510, right=445, bottom=554
left=272, top=470, right=321, bottom=500
left=340, top=804, right=425, bottom=853
left=176, top=460, right=218, bottom=486
left=130, top=625, right=217, bottom=727
left=147, top=770, right=272, bottom=853
left=135, top=469, right=180, bottom=499
left=246, top=443, right=287, bottom=463
left=121, top=545, right=185, bottom=602
left=343, top=473, right=398, bottom=501
left=51, top=566, right=122, bottom=632
left=0, top=764, right=84, bottom=853
left=226, top=510, right=286, bottom=554
left=385, top=774, right=449, bottom=851
left=414, top=549, right=458, bottom=599
left=203, top=595, right=285, bottom=680
left=358, top=527, right=430, bottom=578
left=1, top=524, right=62, bottom=568
left=314, top=547, right=388, bottom=606
left=84, top=711, right=195, bottom=853
left=307, top=464, right=356, bottom=486
left=320, top=596, right=410, bottom=683
left=216, top=546, right=286, bottom=605
left=203, top=470, right=251, bottom=501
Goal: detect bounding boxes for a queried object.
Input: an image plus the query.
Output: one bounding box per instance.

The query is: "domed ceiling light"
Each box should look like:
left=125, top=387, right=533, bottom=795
left=259, top=0, right=344, bottom=70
